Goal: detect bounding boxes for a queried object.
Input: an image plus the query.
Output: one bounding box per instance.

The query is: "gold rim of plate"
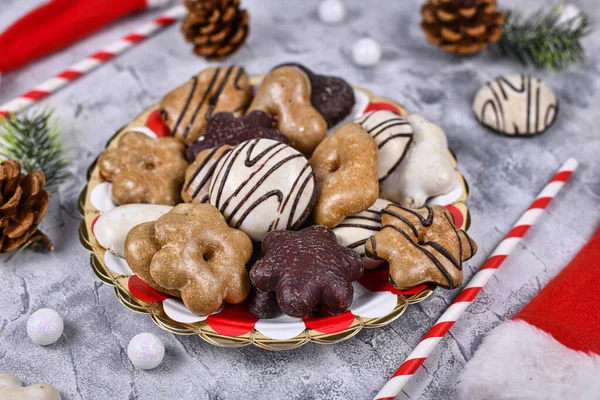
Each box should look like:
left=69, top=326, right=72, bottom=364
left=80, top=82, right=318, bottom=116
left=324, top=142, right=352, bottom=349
left=78, top=81, right=471, bottom=350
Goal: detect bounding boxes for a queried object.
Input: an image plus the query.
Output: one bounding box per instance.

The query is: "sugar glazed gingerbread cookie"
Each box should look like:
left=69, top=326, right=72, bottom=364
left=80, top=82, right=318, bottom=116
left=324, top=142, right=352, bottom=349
left=247, top=66, right=328, bottom=154
left=124, top=204, right=253, bottom=315
left=473, top=74, right=558, bottom=136
left=182, top=144, right=232, bottom=204
left=356, top=110, right=414, bottom=181
left=186, top=111, right=289, bottom=162
left=380, top=114, right=455, bottom=208
left=98, top=131, right=188, bottom=205
left=333, top=198, right=392, bottom=268
left=276, top=63, right=356, bottom=127
left=209, top=138, right=317, bottom=241
left=250, top=225, right=364, bottom=318
left=365, top=204, right=477, bottom=290
left=310, top=122, right=379, bottom=227
left=160, top=65, right=251, bottom=144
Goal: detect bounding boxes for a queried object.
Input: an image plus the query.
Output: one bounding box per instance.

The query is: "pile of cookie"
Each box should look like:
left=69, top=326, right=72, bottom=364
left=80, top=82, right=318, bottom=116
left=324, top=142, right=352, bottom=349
left=95, top=63, right=477, bottom=320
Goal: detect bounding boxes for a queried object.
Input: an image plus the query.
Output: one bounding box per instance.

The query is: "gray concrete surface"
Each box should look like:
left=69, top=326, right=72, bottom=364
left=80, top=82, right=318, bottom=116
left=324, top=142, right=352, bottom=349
left=0, top=0, right=599, bottom=399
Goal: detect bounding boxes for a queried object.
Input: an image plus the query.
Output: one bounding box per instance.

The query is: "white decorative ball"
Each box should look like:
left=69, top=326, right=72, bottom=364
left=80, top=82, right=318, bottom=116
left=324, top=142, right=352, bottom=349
left=127, top=333, right=165, bottom=370
left=352, top=38, right=382, bottom=67
left=27, top=308, right=64, bottom=346
left=318, top=0, right=346, bottom=24
left=556, top=4, right=583, bottom=28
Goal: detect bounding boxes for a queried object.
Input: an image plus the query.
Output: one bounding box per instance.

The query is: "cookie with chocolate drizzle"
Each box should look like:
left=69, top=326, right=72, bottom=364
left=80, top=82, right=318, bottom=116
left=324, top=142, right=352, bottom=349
left=208, top=138, right=317, bottom=241
left=160, top=65, right=251, bottom=144
left=365, top=204, right=477, bottom=290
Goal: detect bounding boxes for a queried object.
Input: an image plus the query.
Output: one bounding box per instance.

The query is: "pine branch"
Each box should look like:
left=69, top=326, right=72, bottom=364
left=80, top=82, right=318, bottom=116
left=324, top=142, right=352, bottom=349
left=0, top=109, right=70, bottom=193
left=497, top=4, right=591, bottom=70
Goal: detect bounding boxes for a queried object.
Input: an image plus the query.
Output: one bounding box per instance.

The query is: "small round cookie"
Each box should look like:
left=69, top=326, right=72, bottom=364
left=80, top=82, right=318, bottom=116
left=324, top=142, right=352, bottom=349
left=380, top=114, right=455, bottom=208
left=247, top=66, right=328, bottom=154
left=356, top=110, right=413, bottom=181
left=160, top=65, right=252, bottom=144
left=98, top=131, right=188, bottom=206
left=473, top=74, right=558, bottom=136
left=209, top=138, right=317, bottom=241
left=332, top=198, right=392, bottom=269
left=182, top=144, right=232, bottom=204
left=310, top=122, right=379, bottom=228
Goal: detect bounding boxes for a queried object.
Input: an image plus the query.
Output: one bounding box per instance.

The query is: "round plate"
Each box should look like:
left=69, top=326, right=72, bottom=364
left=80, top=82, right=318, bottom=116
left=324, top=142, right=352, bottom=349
left=78, top=77, right=471, bottom=350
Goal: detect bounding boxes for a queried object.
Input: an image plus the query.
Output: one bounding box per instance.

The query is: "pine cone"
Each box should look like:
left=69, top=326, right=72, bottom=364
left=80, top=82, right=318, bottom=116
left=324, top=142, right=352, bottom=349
left=0, top=160, right=49, bottom=252
left=421, top=0, right=505, bottom=55
left=182, top=0, right=249, bottom=60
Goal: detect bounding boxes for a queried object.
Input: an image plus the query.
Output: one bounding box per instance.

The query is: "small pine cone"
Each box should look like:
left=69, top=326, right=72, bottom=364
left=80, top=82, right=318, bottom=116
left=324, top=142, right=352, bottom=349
left=182, top=0, right=249, bottom=60
left=0, top=160, right=49, bottom=252
left=421, top=0, right=505, bottom=55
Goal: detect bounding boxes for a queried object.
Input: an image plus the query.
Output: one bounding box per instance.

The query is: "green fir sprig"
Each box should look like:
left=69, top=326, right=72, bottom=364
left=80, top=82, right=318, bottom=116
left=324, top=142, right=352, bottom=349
left=497, top=4, right=591, bottom=70
left=0, top=109, right=69, bottom=193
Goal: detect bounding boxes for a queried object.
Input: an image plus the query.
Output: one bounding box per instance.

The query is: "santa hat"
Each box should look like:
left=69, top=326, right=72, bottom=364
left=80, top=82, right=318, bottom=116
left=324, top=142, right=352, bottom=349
left=0, top=0, right=179, bottom=73
left=457, top=227, right=600, bottom=399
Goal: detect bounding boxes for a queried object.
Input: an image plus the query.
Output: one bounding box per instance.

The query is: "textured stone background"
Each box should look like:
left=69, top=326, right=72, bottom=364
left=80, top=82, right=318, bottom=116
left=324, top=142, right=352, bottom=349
left=1, top=0, right=599, bottom=399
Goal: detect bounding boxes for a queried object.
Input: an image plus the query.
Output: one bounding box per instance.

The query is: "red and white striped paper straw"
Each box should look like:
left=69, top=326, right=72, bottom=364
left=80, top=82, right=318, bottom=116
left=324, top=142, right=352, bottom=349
left=0, top=4, right=187, bottom=118
left=374, top=157, right=579, bottom=400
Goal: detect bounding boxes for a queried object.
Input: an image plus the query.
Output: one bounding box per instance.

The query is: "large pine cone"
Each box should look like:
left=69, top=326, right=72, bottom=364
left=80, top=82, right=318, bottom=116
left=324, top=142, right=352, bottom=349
left=0, top=160, right=49, bottom=252
left=421, top=0, right=505, bottom=55
left=182, top=0, right=249, bottom=60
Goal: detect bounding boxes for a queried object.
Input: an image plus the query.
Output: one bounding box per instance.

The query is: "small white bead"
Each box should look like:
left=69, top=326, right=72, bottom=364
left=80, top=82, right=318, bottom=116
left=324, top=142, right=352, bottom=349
left=27, top=308, right=64, bottom=346
left=318, top=0, right=346, bottom=24
left=127, top=333, right=165, bottom=370
left=352, top=38, right=382, bottom=68
left=556, top=4, right=583, bottom=28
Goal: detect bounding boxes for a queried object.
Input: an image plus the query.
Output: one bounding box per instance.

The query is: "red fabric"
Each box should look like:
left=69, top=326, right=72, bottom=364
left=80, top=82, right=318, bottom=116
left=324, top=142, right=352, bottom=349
left=514, top=226, right=600, bottom=354
left=0, top=0, right=147, bottom=73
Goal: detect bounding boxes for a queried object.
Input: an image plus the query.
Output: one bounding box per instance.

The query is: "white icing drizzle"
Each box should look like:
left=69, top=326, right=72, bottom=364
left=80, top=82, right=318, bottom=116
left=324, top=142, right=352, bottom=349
left=356, top=110, right=413, bottom=181
left=208, top=138, right=316, bottom=241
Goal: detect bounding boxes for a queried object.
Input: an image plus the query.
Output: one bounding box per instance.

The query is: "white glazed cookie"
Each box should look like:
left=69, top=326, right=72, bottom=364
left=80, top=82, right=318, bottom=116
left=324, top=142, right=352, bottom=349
left=333, top=198, right=392, bottom=269
left=0, top=374, right=61, bottom=400
left=356, top=110, right=413, bottom=181
left=380, top=114, right=454, bottom=208
left=473, top=74, right=558, bottom=136
left=95, top=204, right=173, bottom=257
left=209, top=138, right=317, bottom=241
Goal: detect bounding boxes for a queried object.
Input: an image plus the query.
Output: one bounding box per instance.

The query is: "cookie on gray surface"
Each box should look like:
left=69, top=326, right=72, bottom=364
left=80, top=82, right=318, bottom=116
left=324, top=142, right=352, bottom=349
left=473, top=74, right=558, bottom=136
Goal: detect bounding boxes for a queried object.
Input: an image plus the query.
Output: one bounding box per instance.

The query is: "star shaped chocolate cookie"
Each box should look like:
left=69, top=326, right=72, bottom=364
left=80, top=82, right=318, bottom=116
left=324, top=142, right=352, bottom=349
left=250, top=225, right=364, bottom=318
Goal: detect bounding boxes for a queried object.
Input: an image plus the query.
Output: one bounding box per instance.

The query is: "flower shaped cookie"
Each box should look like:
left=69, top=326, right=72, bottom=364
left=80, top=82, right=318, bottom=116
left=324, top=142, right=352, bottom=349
left=124, top=203, right=253, bottom=315
left=250, top=225, right=364, bottom=318
left=98, top=131, right=188, bottom=206
left=365, top=204, right=477, bottom=290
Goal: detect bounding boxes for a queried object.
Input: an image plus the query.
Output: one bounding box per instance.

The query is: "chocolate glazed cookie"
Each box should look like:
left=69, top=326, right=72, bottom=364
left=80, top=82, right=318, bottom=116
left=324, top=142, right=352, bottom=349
left=276, top=63, right=356, bottom=127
